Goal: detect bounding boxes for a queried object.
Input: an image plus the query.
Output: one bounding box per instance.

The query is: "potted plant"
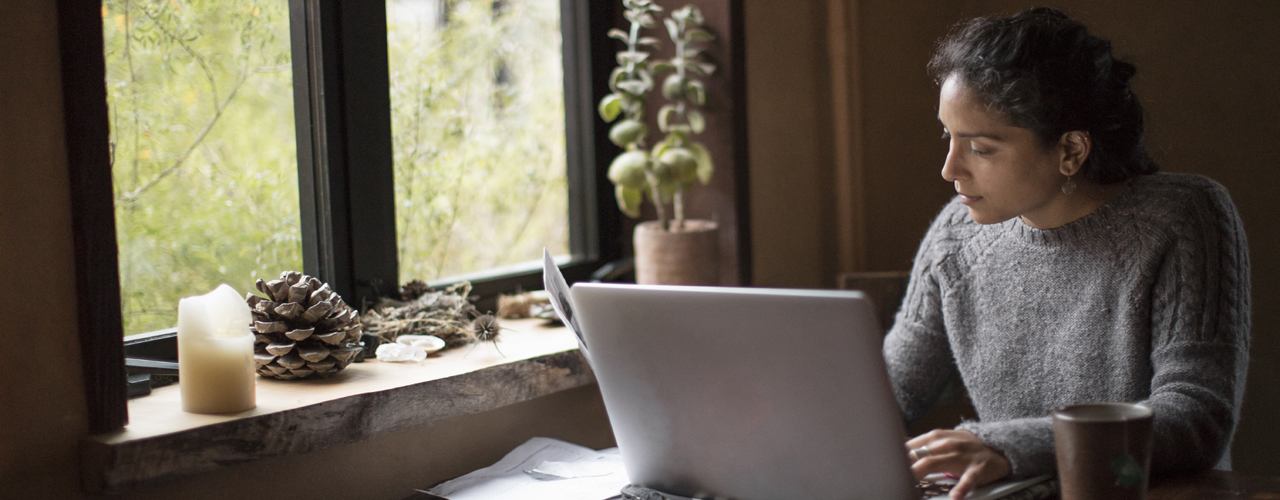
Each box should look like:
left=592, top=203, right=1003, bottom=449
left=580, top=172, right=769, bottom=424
left=598, top=0, right=719, bottom=285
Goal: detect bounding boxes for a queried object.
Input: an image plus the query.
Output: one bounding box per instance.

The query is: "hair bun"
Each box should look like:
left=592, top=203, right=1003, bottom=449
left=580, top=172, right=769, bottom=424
left=1112, top=60, right=1137, bottom=84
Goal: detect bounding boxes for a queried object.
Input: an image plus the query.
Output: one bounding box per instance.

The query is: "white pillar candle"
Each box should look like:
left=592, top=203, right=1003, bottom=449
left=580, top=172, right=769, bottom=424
left=178, top=284, right=256, bottom=414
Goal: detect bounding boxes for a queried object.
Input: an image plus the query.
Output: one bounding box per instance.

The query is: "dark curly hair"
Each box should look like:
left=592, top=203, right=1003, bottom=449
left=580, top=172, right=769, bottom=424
left=928, top=7, right=1157, bottom=184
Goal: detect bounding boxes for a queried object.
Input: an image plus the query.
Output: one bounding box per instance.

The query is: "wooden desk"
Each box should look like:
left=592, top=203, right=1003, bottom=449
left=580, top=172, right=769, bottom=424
left=401, top=470, right=1280, bottom=499
left=1150, top=470, right=1280, bottom=499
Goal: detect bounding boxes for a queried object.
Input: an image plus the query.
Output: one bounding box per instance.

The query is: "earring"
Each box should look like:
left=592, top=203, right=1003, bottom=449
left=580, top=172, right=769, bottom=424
left=1062, top=174, right=1078, bottom=195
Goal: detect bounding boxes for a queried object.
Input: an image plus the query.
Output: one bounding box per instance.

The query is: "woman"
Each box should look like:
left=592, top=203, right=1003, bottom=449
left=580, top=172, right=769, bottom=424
left=884, top=8, right=1251, bottom=499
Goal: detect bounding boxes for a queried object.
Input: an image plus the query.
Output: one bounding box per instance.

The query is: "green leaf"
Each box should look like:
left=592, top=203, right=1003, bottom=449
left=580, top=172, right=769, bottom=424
left=686, top=29, right=714, bottom=43
left=687, top=61, right=717, bottom=76
left=662, top=74, right=684, bottom=100
left=649, top=61, right=675, bottom=75
left=598, top=94, right=623, bottom=122
left=637, top=68, right=654, bottom=91
left=617, top=80, right=648, bottom=95
left=609, top=120, right=647, bottom=147
left=616, top=185, right=645, bottom=218
left=637, top=37, right=660, bottom=47
left=657, top=104, right=676, bottom=133
left=685, top=80, right=706, bottom=105
left=688, top=6, right=705, bottom=25
left=651, top=140, right=672, bottom=163
left=688, top=110, right=705, bottom=134
left=609, top=150, right=650, bottom=189
left=608, top=28, right=629, bottom=42
left=660, top=148, right=699, bottom=182
left=608, top=67, right=626, bottom=92
left=664, top=18, right=679, bottom=42
left=616, top=51, right=651, bottom=65
left=688, top=141, right=714, bottom=184
left=626, top=100, right=646, bottom=120
left=667, top=124, right=692, bottom=136
left=652, top=157, right=675, bottom=183
left=637, top=13, right=656, bottom=28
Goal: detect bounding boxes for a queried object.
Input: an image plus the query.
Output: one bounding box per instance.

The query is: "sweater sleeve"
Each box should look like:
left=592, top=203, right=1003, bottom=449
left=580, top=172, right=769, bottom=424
left=1141, top=180, right=1251, bottom=473
left=959, top=179, right=1251, bottom=478
left=883, top=201, right=962, bottom=425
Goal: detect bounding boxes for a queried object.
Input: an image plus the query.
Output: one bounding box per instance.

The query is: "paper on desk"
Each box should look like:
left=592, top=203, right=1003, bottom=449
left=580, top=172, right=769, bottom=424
left=422, top=437, right=628, bottom=500
left=923, top=473, right=1054, bottom=500
left=543, top=249, right=590, bottom=363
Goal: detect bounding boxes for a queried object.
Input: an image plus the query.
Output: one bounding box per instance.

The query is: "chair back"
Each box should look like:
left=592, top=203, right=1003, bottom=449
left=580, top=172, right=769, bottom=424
left=838, top=271, right=910, bottom=333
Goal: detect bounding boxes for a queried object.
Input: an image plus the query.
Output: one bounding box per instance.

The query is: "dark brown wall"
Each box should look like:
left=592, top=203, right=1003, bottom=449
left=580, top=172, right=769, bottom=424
left=745, top=1, right=837, bottom=288
left=0, top=0, right=90, bottom=497
left=747, top=0, right=1280, bottom=476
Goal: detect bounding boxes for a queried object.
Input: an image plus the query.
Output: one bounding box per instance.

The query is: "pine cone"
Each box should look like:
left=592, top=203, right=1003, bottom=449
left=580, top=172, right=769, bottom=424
left=247, top=271, right=363, bottom=380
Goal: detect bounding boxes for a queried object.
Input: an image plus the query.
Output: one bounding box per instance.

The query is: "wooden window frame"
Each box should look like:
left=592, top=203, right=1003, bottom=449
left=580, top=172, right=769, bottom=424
left=62, top=0, right=748, bottom=436
left=59, top=0, right=630, bottom=434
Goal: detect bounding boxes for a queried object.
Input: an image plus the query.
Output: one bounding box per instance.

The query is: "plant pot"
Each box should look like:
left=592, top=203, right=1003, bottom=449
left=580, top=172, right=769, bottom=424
left=634, top=220, right=719, bottom=285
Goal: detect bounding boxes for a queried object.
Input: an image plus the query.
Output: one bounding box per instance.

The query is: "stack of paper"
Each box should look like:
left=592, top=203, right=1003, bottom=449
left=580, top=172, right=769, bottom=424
left=423, top=437, right=629, bottom=500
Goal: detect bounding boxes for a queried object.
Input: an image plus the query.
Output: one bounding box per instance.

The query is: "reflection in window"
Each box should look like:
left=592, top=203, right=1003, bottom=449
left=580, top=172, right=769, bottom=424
left=103, top=0, right=301, bottom=335
left=388, top=0, right=570, bottom=283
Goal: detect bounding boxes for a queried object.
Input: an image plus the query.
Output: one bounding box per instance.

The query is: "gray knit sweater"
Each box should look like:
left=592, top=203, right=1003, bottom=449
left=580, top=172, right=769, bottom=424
left=883, top=172, right=1251, bottom=479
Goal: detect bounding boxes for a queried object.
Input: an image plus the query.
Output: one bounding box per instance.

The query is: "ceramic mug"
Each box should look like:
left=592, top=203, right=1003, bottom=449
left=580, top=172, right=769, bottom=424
left=1053, top=403, right=1154, bottom=500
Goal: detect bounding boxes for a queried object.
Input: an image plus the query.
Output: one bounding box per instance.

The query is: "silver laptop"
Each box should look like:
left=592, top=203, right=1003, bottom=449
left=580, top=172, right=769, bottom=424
left=570, top=283, right=918, bottom=500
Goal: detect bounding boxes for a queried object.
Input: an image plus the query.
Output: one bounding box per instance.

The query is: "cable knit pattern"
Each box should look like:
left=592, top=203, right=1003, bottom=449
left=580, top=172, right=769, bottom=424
left=882, top=172, right=1251, bottom=478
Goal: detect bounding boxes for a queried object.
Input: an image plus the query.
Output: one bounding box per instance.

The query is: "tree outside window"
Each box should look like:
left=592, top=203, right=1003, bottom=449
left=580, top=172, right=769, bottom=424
left=104, top=0, right=572, bottom=335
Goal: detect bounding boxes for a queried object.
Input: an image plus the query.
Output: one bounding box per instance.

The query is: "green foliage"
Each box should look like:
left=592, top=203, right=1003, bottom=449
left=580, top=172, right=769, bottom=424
left=388, top=0, right=569, bottom=283
left=597, top=2, right=716, bottom=231
left=104, top=0, right=570, bottom=336
left=104, top=0, right=301, bottom=335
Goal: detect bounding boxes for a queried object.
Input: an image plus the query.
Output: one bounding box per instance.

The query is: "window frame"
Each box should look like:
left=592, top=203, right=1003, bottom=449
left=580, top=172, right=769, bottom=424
left=64, top=0, right=626, bottom=433
left=291, top=0, right=620, bottom=308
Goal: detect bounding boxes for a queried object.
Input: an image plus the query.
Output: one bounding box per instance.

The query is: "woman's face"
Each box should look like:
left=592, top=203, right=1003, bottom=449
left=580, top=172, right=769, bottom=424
left=937, top=76, right=1071, bottom=227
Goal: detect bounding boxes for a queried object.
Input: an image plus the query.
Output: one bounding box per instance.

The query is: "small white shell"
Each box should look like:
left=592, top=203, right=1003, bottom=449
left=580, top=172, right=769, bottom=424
left=375, top=343, right=426, bottom=363
left=396, top=335, right=446, bottom=354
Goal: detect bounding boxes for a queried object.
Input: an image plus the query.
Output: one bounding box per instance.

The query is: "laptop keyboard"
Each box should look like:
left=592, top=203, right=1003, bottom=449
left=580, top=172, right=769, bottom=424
left=618, top=481, right=956, bottom=499
left=917, top=478, right=955, bottom=498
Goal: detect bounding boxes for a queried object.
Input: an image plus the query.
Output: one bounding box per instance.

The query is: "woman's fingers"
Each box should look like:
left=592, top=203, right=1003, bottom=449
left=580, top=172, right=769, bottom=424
left=910, top=453, right=965, bottom=480
left=904, top=429, right=1012, bottom=493
left=948, top=448, right=1013, bottom=499
left=905, top=429, right=951, bottom=452
left=950, top=465, right=983, bottom=499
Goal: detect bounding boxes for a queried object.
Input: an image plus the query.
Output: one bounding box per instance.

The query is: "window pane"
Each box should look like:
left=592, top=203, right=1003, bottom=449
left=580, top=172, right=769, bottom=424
left=388, top=0, right=570, bottom=284
left=103, top=0, right=301, bottom=335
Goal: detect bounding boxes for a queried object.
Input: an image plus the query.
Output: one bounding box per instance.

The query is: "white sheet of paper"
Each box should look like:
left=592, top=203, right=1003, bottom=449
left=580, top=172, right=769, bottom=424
left=542, top=248, right=589, bottom=362
left=423, top=437, right=628, bottom=500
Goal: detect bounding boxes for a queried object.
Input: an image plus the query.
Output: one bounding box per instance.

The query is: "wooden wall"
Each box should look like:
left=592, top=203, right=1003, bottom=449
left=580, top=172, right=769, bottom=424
left=746, top=0, right=1280, bottom=476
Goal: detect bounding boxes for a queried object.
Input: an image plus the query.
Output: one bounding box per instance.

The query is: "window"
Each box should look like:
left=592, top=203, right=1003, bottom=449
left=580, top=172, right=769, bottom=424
left=388, top=0, right=571, bottom=282
left=103, top=0, right=302, bottom=335
left=68, top=0, right=628, bottom=432
left=102, top=0, right=609, bottom=335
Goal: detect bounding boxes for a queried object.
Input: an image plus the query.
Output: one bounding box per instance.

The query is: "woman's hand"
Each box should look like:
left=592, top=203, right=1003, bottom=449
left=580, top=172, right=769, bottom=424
left=906, top=429, right=1011, bottom=500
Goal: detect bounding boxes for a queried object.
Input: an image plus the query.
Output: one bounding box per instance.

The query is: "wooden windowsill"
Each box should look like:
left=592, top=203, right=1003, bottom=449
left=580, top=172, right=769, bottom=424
left=80, top=318, right=594, bottom=494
